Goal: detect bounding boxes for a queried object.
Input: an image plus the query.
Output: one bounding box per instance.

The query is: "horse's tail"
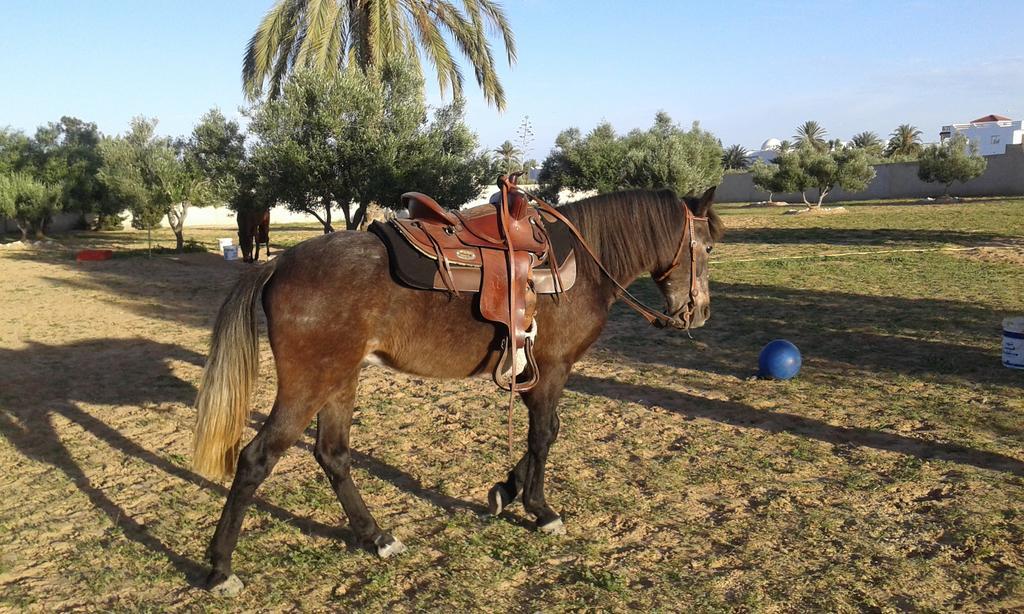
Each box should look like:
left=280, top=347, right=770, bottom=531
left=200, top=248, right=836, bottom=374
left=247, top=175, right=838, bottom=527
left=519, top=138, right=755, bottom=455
left=192, top=260, right=278, bottom=480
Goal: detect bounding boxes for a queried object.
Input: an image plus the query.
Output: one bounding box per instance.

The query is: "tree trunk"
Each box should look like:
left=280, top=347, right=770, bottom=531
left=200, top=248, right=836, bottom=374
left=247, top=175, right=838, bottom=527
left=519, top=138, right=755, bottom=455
left=166, top=203, right=189, bottom=252
left=304, top=206, right=332, bottom=233
left=324, top=205, right=334, bottom=234
left=816, top=187, right=830, bottom=208
left=339, top=197, right=353, bottom=231
left=801, top=191, right=811, bottom=206
left=351, top=201, right=369, bottom=231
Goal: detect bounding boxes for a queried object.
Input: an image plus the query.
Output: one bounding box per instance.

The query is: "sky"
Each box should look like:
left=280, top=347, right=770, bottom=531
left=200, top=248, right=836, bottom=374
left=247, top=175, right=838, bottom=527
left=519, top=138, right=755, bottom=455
left=3, top=0, right=1024, bottom=161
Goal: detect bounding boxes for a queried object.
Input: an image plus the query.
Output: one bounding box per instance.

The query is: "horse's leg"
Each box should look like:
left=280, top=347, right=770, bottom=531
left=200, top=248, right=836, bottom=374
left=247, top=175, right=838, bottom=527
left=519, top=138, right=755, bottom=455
left=490, top=363, right=569, bottom=533
left=314, top=375, right=406, bottom=558
left=253, top=233, right=260, bottom=262
left=205, top=391, right=324, bottom=593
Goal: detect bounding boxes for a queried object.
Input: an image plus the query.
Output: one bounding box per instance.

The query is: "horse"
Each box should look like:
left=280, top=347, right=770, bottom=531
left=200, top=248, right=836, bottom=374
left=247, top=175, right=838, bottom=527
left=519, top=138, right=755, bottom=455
left=192, top=186, right=724, bottom=594
left=236, top=208, right=271, bottom=263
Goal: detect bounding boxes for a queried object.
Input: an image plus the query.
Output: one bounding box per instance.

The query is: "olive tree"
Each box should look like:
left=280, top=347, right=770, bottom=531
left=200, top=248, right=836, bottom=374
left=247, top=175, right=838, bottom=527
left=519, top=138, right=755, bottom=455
left=917, top=134, right=987, bottom=196
left=248, top=62, right=492, bottom=232
left=184, top=109, right=247, bottom=204
left=538, top=112, right=723, bottom=202
left=0, top=172, right=61, bottom=240
left=753, top=148, right=875, bottom=207
left=100, top=117, right=213, bottom=251
left=802, top=148, right=875, bottom=207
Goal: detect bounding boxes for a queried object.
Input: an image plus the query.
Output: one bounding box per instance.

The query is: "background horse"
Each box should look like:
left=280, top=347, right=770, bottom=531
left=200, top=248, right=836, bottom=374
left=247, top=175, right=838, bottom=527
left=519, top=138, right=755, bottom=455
left=236, top=208, right=271, bottom=263
left=194, top=187, right=723, bottom=594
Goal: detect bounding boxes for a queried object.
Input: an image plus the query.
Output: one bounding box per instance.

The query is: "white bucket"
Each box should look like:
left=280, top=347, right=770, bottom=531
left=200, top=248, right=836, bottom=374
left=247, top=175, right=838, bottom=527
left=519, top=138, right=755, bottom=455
left=1003, top=316, right=1024, bottom=370
left=218, top=237, right=234, bottom=250
left=223, top=245, right=239, bottom=261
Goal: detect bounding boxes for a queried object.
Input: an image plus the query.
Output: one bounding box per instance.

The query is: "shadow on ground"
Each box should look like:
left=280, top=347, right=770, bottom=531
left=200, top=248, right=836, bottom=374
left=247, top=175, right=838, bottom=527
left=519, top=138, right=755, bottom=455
left=0, top=338, right=491, bottom=586
left=723, top=227, right=1021, bottom=248
left=601, top=279, right=1018, bottom=387
left=566, top=374, right=1024, bottom=477
left=7, top=250, right=244, bottom=329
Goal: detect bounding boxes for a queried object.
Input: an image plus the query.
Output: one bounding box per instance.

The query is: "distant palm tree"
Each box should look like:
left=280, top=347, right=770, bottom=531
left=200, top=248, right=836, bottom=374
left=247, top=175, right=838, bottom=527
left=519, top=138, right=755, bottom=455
left=493, top=140, right=522, bottom=174
left=794, top=120, right=828, bottom=152
left=885, top=124, right=924, bottom=158
left=850, top=131, right=883, bottom=151
left=722, top=144, right=751, bottom=170
left=827, top=138, right=845, bottom=152
left=243, top=0, right=517, bottom=109
left=777, top=140, right=794, bottom=154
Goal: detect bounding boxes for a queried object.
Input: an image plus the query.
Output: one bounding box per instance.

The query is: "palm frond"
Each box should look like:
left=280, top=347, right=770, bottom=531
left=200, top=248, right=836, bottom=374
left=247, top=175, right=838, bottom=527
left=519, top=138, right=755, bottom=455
left=243, top=0, right=515, bottom=108
left=243, top=0, right=304, bottom=100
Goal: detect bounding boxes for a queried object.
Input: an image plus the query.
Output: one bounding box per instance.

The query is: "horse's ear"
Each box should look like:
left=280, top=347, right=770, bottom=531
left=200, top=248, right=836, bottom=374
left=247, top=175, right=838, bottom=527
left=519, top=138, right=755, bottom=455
left=694, top=186, right=716, bottom=217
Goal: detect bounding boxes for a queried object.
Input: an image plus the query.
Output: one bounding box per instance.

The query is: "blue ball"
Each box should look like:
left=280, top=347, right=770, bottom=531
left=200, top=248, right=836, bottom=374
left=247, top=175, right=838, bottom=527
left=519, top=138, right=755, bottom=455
left=758, top=339, right=802, bottom=380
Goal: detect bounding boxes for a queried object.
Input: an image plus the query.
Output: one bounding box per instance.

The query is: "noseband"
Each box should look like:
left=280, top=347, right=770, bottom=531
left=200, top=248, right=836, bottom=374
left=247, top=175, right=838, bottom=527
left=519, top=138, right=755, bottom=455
left=654, top=203, right=709, bottom=330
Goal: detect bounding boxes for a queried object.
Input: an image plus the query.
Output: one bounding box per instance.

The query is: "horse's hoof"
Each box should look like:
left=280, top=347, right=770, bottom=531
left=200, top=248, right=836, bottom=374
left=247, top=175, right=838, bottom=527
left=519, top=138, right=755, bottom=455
left=208, top=574, right=244, bottom=597
left=487, top=483, right=513, bottom=516
left=374, top=533, right=407, bottom=559
left=538, top=517, right=566, bottom=535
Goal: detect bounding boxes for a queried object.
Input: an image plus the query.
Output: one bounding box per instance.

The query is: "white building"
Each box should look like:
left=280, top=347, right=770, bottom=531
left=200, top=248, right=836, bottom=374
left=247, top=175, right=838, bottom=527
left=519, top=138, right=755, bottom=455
left=748, top=138, right=783, bottom=164
left=940, top=114, right=1023, bottom=156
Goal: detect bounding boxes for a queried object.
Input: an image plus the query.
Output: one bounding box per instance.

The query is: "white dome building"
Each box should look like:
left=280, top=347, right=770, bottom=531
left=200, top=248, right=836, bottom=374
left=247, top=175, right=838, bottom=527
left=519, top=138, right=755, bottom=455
left=749, top=138, right=784, bottom=164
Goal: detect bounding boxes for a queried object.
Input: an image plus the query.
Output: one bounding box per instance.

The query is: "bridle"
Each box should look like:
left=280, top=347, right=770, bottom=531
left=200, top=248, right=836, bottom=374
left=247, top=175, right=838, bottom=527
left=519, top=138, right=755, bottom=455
left=511, top=178, right=710, bottom=331
left=653, top=203, right=708, bottom=330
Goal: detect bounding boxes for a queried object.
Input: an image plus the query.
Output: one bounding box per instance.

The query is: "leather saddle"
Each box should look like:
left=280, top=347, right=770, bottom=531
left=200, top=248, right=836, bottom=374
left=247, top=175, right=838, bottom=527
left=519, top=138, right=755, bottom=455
left=384, top=179, right=577, bottom=391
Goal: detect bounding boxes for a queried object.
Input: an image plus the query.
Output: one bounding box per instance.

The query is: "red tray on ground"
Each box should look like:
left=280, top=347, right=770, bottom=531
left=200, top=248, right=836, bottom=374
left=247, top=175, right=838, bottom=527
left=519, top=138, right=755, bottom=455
left=76, top=249, right=113, bottom=262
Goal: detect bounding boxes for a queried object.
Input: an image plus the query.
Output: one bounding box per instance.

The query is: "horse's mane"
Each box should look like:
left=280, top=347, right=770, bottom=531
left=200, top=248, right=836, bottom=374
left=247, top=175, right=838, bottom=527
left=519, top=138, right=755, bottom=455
left=558, top=189, right=723, bottom=281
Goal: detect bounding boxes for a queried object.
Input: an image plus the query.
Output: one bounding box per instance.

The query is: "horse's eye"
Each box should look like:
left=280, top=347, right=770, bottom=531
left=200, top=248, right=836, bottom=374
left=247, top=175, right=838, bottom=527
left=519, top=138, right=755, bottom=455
left=705, top=245, right=714, bottom=254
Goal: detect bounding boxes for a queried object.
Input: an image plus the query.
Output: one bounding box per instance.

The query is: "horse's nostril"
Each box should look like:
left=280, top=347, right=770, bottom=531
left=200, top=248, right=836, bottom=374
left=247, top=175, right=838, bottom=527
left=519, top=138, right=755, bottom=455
left=702, top=306, right=711, bottom=319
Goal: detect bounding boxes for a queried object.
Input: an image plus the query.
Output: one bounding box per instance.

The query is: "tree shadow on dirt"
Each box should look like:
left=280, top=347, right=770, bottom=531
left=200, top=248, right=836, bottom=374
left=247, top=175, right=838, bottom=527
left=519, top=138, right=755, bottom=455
left=6, top=250, right=243, bottom=330
left=0, top=337, right=498, bottom=588
left=601, top=280, right=1018, bottom=387
left=0, top=338, right=361, bottom=586
left=723, top=227, right=1019, bottom=247
left=567, top=374, right=1024, bottom=477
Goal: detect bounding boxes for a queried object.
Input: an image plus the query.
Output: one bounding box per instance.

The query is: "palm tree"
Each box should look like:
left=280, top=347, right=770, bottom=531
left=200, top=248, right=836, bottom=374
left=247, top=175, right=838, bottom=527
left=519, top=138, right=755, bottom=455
left=794, top=120, right=828, bottom=152
left=722, top=144, right=751, bottom=170
left=243, top=0, right=517, bottom=108
left=493, top=140, right=521, bottom=174
left=777, top=140, right=794, bottom=154
left=850, top=131, right=882, bottom=151
left=885, top=124, right=924, bottom=158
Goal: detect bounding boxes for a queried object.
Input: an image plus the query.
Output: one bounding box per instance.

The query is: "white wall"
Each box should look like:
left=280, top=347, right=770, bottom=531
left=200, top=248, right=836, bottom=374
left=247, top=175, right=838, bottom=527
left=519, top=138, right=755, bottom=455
left=3, top=185, right=593, bottom=234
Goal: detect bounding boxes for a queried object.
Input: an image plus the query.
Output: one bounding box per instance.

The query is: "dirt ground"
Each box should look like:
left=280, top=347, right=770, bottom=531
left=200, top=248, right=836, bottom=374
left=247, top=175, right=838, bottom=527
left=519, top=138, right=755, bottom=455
left=1, top=201, right=1023, bottom=612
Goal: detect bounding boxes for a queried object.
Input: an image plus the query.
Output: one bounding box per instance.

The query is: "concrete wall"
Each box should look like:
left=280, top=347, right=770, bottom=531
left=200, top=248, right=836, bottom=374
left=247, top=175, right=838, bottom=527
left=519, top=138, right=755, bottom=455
left=717, top=145, right=1024, bottom=204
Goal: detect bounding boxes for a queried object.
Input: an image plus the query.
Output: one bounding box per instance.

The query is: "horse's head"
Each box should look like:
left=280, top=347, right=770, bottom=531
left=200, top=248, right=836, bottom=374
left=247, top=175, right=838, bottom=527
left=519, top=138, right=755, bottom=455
left=652, top=186, right=722, bottom=330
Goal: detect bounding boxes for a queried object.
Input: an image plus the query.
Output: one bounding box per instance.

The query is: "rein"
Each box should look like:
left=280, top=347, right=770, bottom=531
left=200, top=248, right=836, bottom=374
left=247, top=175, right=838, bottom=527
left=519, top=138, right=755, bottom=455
left=510, top=179, right=707, bottom=330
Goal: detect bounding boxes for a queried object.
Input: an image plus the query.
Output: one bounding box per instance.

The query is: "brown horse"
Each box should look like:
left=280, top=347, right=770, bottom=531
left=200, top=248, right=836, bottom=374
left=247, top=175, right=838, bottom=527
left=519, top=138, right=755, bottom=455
left=193, top=187, right=723, bottom=594
left=236, top=208, right=271, bottom=263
